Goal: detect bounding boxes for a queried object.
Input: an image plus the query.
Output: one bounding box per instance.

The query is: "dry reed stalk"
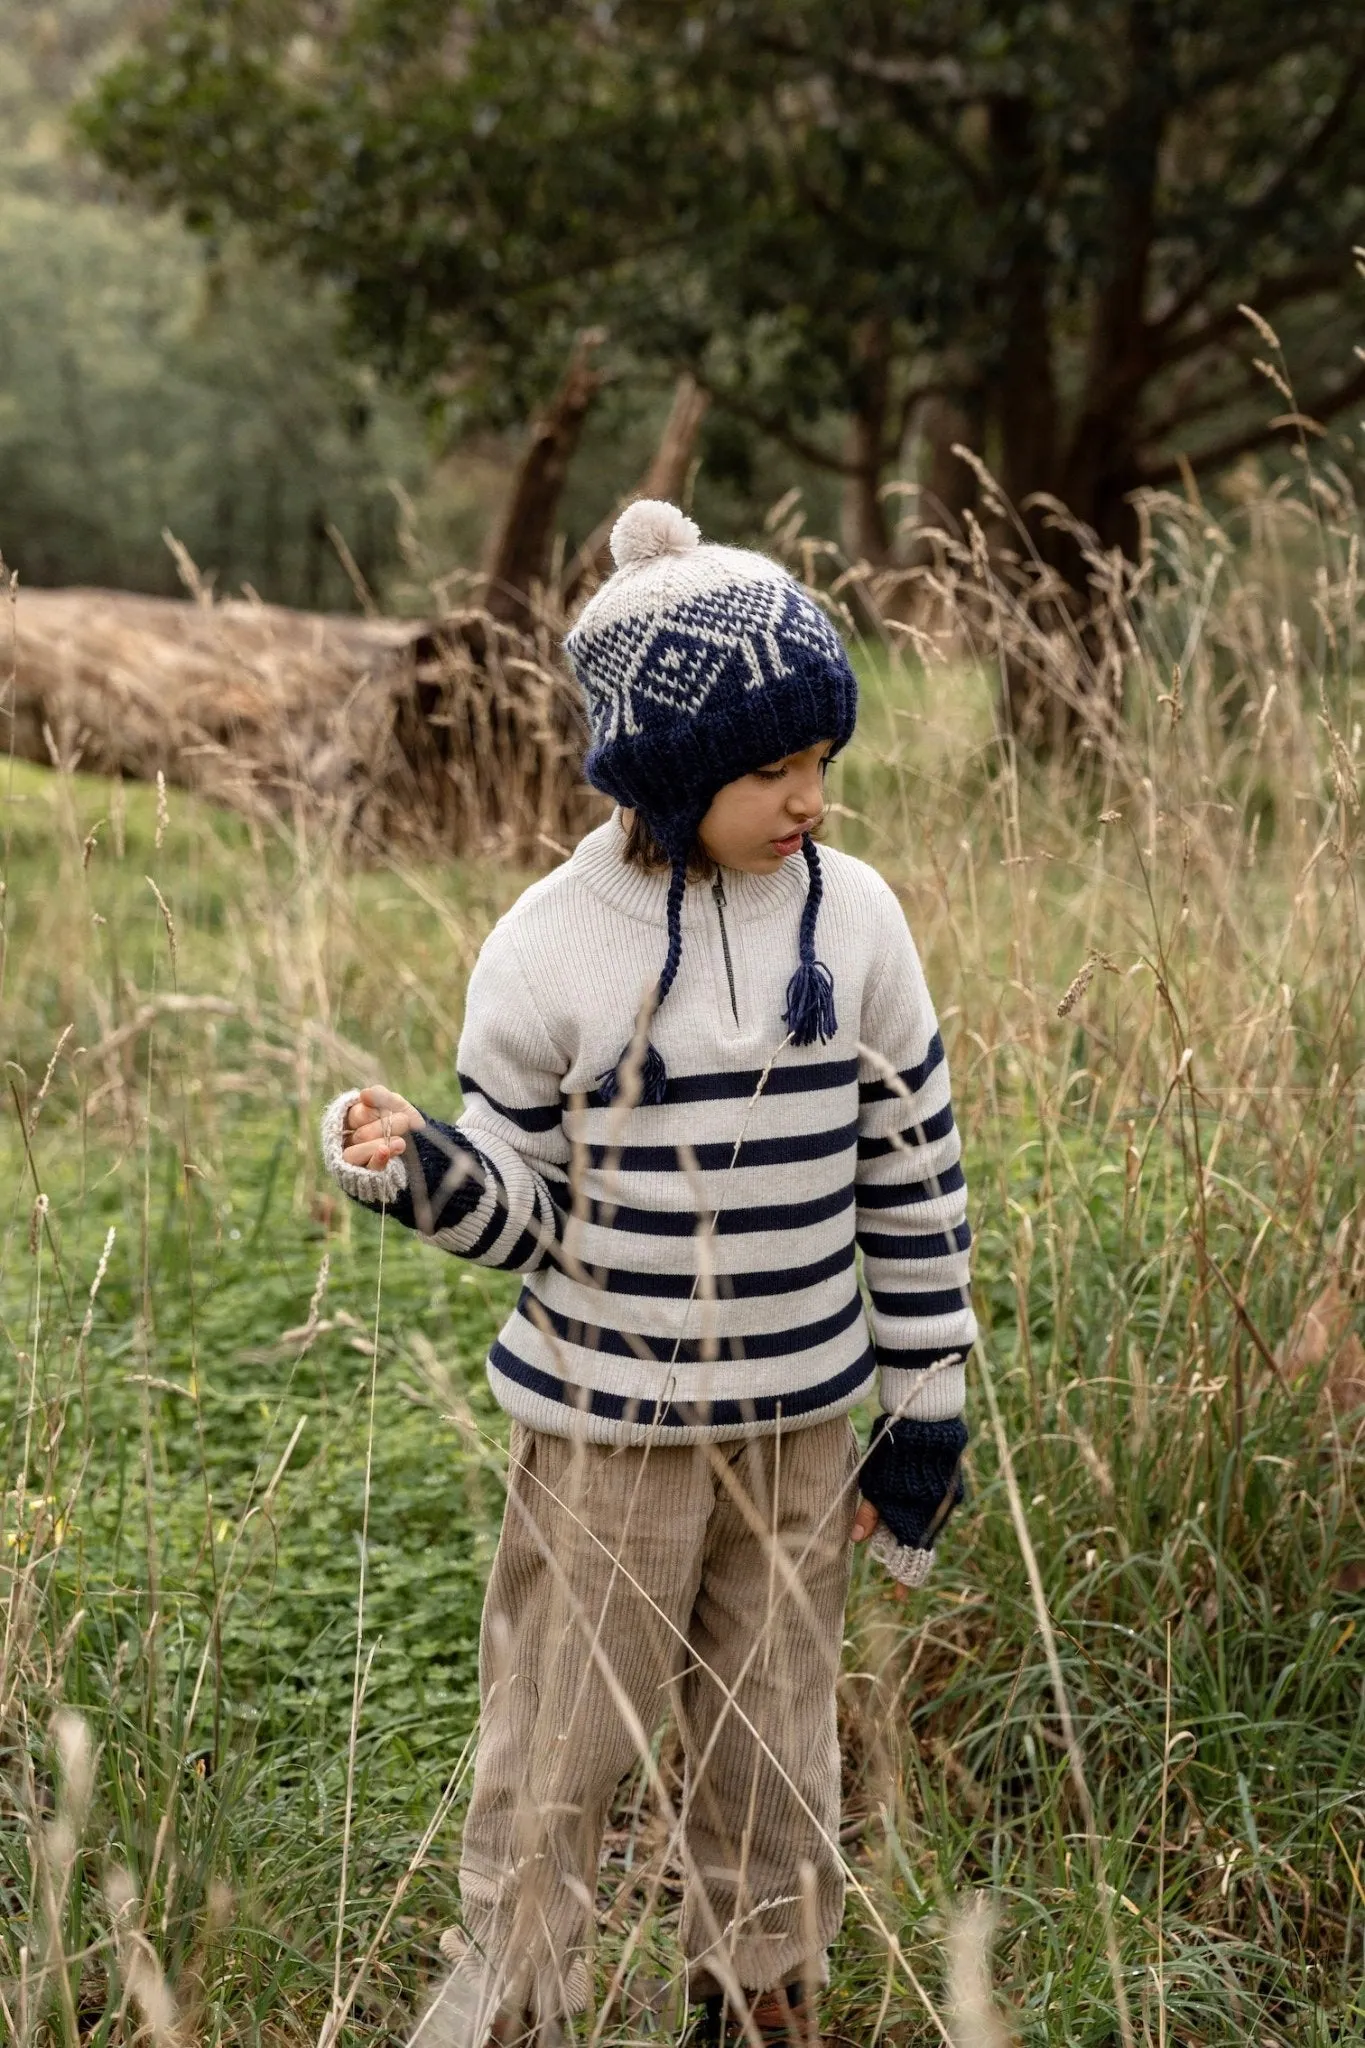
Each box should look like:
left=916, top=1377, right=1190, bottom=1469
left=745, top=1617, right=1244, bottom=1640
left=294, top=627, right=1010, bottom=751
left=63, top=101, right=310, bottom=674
left=977, top=1344, right=1135, bottom=2048
left=106, top=1868, right=185, bottom=2047
left=31, top=1708, right=94, bottom=2044
left=945, top=1894, right=1011, bottom=2048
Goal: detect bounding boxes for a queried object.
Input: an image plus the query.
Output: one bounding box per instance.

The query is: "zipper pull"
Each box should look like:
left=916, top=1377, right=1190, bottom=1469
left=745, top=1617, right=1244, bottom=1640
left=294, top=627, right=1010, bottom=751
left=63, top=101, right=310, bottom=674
left=712, top=870, right=739, bottom=1024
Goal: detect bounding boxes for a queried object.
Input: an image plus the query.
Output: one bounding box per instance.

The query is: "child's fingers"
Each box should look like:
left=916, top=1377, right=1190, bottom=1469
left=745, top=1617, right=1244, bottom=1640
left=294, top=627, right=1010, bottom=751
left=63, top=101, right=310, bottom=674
left=349, top=1112, right=418, bottom=1145
left=356, top=1084, right=412, bottom=1117
left=350, top=1091, right=421, bottom=1133
left=342, top=1136, right=406, bottom=1167
left=850, top=1500, right=879, bottom=1543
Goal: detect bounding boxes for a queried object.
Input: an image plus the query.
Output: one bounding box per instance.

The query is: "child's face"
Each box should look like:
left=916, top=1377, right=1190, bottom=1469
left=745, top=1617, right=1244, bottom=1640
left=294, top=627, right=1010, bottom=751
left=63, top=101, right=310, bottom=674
left=698, top=740, right=835, bottom=873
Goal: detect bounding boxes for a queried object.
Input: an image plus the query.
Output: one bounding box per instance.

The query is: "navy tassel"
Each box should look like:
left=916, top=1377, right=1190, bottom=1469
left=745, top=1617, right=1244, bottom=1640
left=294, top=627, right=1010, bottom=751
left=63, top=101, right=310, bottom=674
left=783, top=834, right=839, bottom=1044
left=597, top=1039, right=669, bottom=1106
left=784, top=956, right=837, bottom=1045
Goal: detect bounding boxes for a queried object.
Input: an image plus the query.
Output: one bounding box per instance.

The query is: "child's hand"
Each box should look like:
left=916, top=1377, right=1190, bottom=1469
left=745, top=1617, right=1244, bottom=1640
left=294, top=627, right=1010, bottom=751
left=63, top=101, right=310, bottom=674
left=851, top=1501, right=909, bottom=1603
left=342, top=1085, right=424, bottom=1169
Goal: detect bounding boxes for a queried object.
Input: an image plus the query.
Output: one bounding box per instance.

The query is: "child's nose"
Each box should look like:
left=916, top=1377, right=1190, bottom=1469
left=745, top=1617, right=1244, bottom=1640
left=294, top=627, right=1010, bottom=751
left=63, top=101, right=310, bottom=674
left=786, top=773, right=822, bottom=819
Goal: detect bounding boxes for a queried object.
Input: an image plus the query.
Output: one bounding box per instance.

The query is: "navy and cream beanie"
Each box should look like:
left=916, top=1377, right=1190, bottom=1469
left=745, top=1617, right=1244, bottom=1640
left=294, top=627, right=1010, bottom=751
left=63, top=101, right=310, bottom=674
left=564, top=500, right=859, bottom=1104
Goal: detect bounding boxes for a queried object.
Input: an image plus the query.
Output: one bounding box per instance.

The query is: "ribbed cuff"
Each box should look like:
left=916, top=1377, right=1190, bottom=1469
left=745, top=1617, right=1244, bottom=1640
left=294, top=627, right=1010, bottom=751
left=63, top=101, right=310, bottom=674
left=868, top=1525, right=934, bottom=1587
left=320, top=1090, right=409, bottom=1207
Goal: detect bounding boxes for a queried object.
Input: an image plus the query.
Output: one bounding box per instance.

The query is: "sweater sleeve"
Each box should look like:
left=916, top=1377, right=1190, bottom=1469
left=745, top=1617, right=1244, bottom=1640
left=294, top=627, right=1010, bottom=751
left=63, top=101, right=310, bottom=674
left=855, top=882, right=975, bottom=1577
left=319, top=920, right=570, bottom=1275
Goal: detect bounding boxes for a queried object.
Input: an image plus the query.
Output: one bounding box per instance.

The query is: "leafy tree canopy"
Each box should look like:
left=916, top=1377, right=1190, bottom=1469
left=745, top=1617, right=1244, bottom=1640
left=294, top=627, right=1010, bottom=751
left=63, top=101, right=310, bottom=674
left=80, top=0, right=1365, bottom=566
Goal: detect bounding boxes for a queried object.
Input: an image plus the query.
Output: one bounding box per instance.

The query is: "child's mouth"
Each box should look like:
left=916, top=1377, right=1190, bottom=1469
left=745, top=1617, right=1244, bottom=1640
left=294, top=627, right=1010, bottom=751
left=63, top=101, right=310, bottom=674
left=771, top=831, right=804, bottom=856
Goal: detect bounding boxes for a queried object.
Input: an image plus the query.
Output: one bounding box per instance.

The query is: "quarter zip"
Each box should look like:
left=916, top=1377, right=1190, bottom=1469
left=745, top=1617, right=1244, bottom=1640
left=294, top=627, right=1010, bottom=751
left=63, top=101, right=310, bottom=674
left=712, top=872, right=739, bottom=1023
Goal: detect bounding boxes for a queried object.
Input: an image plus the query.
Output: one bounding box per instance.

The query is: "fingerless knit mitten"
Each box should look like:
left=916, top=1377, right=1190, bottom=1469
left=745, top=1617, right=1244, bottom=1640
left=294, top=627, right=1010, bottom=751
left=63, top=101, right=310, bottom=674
left=859, top=1413, right=968, bottom=1587
left=320, top=1094, right=484, bottom=1233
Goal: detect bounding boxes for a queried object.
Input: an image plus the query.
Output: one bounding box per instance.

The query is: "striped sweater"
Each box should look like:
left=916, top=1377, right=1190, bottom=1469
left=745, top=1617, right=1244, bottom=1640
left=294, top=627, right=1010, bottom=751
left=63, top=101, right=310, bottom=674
left=322, top=813, right=976, bottom=1578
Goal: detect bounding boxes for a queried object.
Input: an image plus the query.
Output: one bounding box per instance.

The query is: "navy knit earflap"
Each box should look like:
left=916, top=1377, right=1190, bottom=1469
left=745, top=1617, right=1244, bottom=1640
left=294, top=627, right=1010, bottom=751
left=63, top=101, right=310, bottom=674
left=783, top=834, right=838, bottom=1046
left=597, top=853, right=688, bottom=1107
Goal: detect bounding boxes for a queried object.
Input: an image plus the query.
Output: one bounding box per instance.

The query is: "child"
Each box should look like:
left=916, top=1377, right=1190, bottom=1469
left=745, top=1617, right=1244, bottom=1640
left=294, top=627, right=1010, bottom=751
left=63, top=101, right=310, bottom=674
left=322, top=501, right=975, bottom=2047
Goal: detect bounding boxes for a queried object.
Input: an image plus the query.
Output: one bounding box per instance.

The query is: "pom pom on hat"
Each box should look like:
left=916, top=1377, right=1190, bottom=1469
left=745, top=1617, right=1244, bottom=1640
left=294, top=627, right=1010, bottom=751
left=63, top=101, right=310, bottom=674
left=610, top=499, right=700, bottom=569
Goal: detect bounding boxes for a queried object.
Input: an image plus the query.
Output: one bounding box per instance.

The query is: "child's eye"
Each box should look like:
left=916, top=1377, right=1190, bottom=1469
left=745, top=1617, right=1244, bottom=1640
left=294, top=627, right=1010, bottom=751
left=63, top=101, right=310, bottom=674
left=752, top=765, right=786, bottom=782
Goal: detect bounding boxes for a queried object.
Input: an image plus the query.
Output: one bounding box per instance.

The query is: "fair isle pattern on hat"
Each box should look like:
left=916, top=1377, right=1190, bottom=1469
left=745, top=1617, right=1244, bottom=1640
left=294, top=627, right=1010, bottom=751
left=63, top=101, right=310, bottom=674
left=564, top=501, right=859, bottom=1105
left=575, top=561, right=849, bottom=743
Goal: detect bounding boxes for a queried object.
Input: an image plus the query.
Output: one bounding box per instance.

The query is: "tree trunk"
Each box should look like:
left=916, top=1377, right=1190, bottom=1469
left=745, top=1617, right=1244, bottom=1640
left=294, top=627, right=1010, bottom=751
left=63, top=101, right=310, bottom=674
left=986, top=96, right=1080, bottom=753
left=839, top=312, right=893, bottom=566
left=483, top=329, right=604, bottom=628
left=562, top=371, right=710, bottom=605
left=1060, top=0, right=1166, bottom=563
left=988, top=15, right=1169, bottom=758
left=990, top=98, right=1060, bottom=524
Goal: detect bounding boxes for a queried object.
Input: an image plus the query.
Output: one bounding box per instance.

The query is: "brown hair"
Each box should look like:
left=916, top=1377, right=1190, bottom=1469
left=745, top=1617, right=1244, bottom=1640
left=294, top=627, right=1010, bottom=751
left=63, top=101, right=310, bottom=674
left=620, top=809, right=716, bottom=882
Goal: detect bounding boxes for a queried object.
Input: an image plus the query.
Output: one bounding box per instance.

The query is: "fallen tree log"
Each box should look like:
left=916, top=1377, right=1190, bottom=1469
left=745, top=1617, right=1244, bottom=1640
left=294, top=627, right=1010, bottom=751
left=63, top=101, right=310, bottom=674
left=3, top=584, right=604, bottom=864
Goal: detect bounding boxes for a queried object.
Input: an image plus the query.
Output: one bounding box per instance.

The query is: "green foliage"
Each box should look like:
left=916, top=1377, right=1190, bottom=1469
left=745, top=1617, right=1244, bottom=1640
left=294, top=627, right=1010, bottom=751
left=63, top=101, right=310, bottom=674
left=76, top=0, right=1365, bottom=548
left=0, top=0, right=468, bottom=607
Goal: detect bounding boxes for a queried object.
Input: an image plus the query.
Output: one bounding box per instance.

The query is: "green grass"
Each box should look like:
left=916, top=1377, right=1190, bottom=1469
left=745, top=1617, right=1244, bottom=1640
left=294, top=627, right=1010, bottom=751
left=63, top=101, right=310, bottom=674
left=3, top=719, right=1364, bottom=2044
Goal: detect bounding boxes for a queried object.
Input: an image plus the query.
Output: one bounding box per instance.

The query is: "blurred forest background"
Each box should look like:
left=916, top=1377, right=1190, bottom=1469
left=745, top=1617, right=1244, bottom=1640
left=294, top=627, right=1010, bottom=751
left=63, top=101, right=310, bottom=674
left=0, top=0, right=820, bottom=615
left=8, top=0, right=1365, bottom=641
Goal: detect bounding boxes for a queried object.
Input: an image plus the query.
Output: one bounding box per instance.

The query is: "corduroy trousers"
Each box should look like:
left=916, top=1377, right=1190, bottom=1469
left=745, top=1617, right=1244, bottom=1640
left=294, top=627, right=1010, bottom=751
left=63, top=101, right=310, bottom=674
left=454, top=1414, right=859, bottom=2023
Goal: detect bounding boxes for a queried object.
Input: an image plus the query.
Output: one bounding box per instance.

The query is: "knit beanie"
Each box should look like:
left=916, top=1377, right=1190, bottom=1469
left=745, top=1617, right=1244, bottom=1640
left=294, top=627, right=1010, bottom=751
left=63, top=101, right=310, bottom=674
left=564, top=500, right=859, bottom=1104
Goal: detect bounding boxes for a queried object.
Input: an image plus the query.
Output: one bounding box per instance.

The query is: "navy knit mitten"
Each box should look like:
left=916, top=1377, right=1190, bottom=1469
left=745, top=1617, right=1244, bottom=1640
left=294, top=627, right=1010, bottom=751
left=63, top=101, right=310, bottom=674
left=405, top=1115, right=485, bottom=1229
left=859, top=1413, right=968, bottom=1587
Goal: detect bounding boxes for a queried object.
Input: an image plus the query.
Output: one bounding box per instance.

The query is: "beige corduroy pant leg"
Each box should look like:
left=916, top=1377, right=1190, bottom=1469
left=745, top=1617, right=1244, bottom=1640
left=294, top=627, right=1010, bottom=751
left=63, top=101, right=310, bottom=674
left=455, top=1414, right=858, bottom=2022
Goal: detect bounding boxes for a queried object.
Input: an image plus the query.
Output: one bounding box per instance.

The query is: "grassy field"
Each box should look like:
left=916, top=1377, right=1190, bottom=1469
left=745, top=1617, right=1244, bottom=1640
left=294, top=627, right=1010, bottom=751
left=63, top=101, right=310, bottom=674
left=2, top=491, right=1364, bottom=2044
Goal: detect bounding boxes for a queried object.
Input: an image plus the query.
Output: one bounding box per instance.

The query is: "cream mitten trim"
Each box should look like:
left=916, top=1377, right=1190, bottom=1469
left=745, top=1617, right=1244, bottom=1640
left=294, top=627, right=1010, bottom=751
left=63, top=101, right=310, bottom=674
left=321, top=1089, right=409, bottom=1206
left=869, top=1523, right=934, bottom=1587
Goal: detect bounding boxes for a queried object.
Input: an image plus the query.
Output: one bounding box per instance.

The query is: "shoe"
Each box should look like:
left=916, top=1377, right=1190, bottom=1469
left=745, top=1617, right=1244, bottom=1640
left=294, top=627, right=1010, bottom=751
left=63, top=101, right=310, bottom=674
left=696, top=1981, right=821, bottom=2046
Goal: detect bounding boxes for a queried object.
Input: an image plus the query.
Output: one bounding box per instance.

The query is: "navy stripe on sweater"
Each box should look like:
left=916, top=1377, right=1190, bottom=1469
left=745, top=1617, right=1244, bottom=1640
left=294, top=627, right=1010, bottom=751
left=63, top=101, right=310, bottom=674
left=858, top=1220, right=973, bottom=1260
left=490, top=1186, right=564, bottom=1272
left=583, top=1121, right=857, bottom=1174
left=576, top=1057, right=858, bottom=1111
left=542, top=1178, right=856, bottom=1239
left=876, top=1343, right=968, bottom=1372
left=489, top=1337, right=876, bottom=1428
left=551, top=1237, right=855, bottom=1301
left=518, top=1285, right=865, bottom=1365
left=856, top=1161, right=967, bottom=1208
left=458, top=1073, right=562, bottom=1133
left=857, top=1101, right=956, bottom=1159
left=462, top=1151, right=510, bottom=1261
left=869, top=1284, right=972, bottom=1319
left=400, top=1123, right=485, bottom=1234
left=858, top=1032, right=945, bottom=1103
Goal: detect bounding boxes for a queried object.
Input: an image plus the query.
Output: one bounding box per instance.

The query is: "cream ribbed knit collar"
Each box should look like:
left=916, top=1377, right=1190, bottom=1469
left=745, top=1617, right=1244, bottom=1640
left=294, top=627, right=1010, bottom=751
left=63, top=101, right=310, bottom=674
left=570, top=812, right=809, bottom=931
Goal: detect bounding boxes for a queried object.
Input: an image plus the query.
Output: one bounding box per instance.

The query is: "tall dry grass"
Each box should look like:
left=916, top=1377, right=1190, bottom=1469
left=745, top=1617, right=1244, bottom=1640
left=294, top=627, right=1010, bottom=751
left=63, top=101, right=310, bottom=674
left=1, top=434, right=1363, bottom=2045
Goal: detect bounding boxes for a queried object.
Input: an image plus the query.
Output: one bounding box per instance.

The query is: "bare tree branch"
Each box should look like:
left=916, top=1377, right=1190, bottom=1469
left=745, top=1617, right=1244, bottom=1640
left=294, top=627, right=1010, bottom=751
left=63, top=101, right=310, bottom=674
left=701, top=385, right=857, bottom=476
left=1138, top=351, right=1276, bottom=446
left=748, top=30, right=989, bottom=198
left=1148, top=50, right=1365, bottom=345
left=1139, top=360, right=1365, bottom=485
left=1152, top=256, right=1352, bottom=370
